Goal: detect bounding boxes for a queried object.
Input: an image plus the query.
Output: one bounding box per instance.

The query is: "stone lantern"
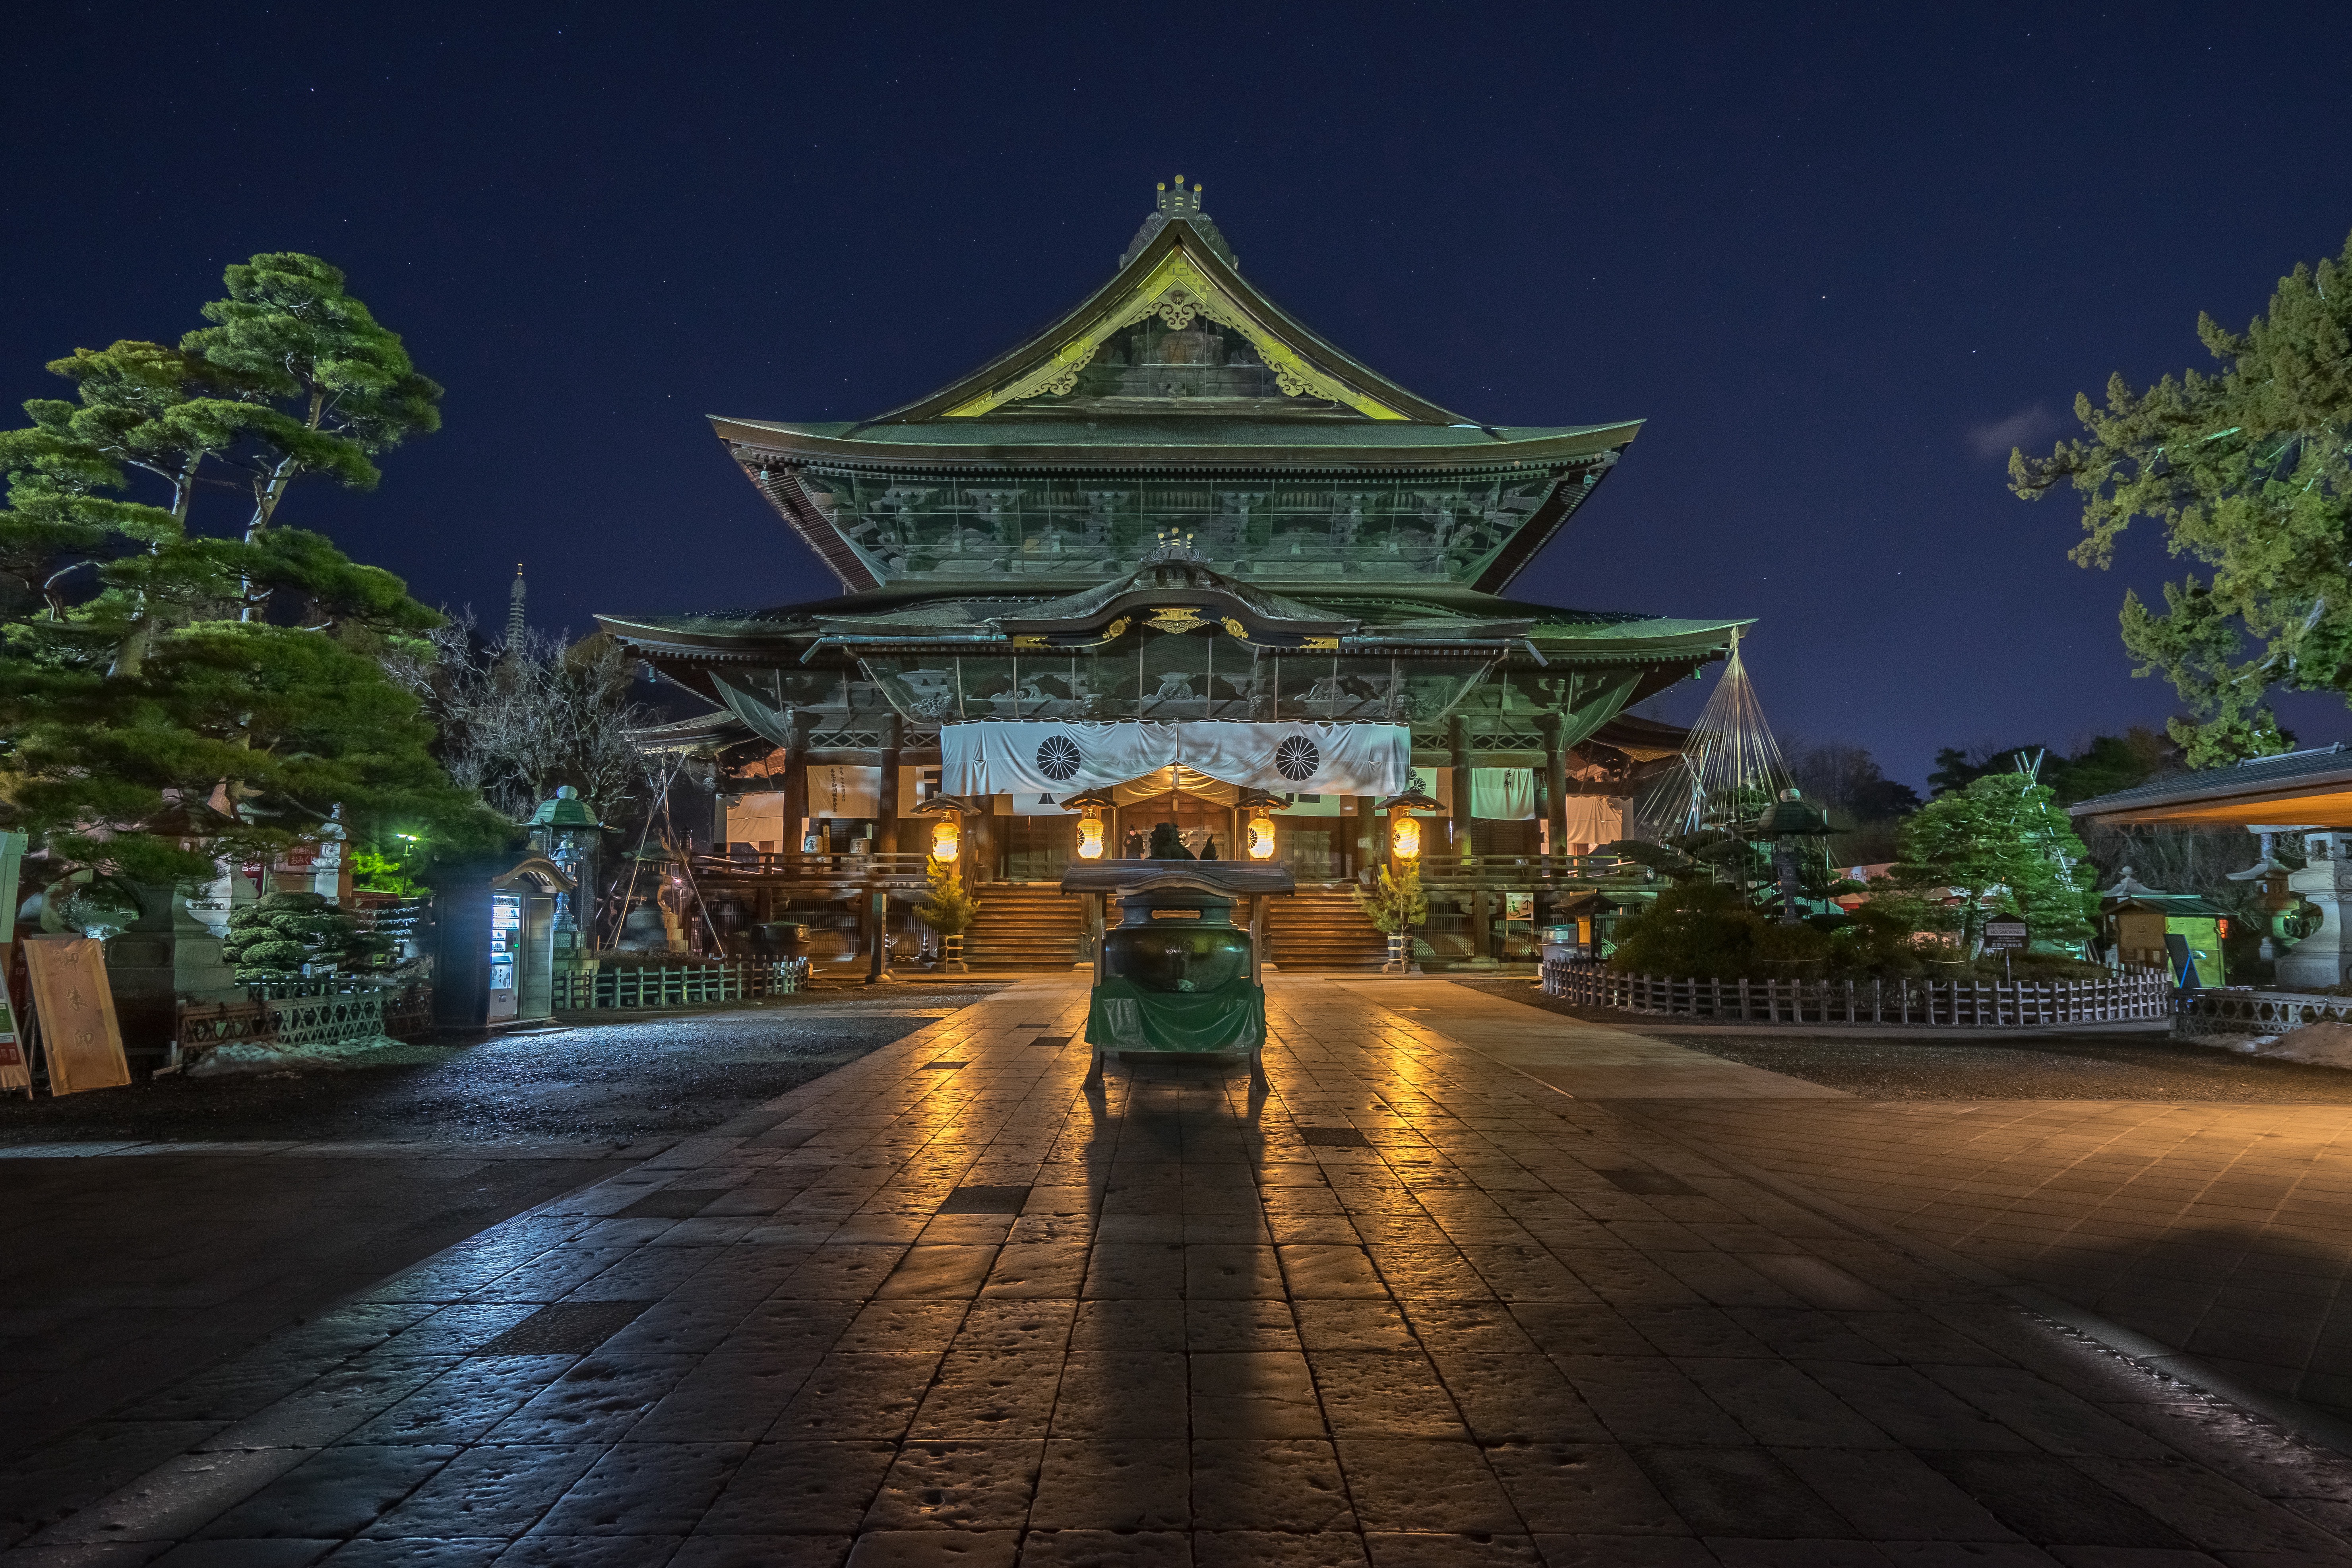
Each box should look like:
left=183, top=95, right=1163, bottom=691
left=525, top=786, right=607, bottom=968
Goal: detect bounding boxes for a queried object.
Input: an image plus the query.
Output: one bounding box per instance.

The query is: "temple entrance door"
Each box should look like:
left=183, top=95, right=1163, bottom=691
left=1116, top=791, right=1236, bottom=861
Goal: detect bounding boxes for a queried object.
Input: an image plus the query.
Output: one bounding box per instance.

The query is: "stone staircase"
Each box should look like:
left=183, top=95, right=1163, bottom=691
left=963, top=882, right=1085, bottom=970
left=1267, top=885, right=1387, bottom=971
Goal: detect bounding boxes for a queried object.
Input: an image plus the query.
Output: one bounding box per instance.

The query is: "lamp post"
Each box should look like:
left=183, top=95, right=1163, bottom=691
left=911, top=794, right=986, bottom=973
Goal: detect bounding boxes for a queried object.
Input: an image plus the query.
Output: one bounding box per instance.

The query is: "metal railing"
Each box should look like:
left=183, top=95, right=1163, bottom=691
left=1541, top=959, right=2170, bottom=1026
left=1413, top=853, right=1648, bottom=888
left=2172, top=987, right=2352, bottom=1037
left=690, top=851, right=935, bottom=888
left=553, top=959, right=808, bottom=1011
left=176, top=975, right=433, bottom=1057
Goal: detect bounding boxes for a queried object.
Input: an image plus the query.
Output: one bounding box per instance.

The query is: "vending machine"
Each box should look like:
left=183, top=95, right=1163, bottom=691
left=487, top=892, right=523, bottom=1022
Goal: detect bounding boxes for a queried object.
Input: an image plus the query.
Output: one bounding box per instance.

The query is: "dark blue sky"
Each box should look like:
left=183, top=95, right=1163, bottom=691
left=8, top=2, right=2349, bottom=785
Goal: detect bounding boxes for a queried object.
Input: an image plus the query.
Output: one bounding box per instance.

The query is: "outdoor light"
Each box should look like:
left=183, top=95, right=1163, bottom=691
left=1391, top=814, right=1422, bottom=859
left=1248, top=812, right=1276, bottom=860
left=929, top=818, right=961, bottom=862
left=1077, top=812, right=1106, bottom=860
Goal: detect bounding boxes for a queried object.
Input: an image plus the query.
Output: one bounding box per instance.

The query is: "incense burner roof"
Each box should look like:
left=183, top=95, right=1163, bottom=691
left=713, top=178, right=1641, bottom=596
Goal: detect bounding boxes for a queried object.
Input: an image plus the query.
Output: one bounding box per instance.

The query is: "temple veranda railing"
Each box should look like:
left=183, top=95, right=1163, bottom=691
left=1540, top=959, right=2170, bottom=1026
left=552, top=959, right=807, bottom=1011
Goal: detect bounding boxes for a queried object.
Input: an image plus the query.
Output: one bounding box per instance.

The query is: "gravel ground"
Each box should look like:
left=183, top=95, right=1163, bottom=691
left=0, top=982, right=1005, bottom=1146
left=1443, top=975, right=2352, bottom=1103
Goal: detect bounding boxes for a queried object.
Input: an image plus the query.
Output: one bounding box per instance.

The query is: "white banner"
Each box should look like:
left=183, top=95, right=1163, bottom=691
left=945, top=721, right=1410, bottom=799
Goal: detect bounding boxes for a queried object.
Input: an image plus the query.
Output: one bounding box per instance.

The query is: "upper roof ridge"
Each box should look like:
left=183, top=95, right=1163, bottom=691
left=1121, top=174, right=1236, bottom=269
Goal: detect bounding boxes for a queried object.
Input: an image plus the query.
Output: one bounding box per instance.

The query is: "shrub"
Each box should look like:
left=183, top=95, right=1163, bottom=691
left=222, top=891, right=389, bottom=979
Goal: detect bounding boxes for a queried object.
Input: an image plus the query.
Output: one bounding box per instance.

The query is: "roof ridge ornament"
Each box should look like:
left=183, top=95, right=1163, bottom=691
left=1120, top=174, right=1237, bottom=271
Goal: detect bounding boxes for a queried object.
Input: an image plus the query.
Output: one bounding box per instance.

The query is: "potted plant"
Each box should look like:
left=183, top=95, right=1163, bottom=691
left=915, top=858, right=982, bottom=973
left=1353, top=864, right=1428, bottom=973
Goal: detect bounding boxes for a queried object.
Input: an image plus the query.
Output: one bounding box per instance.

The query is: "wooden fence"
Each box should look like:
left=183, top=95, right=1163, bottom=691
left=552, top=959, right=807, bottom=1012
left=1540, top=960, right=2169, bottom=1026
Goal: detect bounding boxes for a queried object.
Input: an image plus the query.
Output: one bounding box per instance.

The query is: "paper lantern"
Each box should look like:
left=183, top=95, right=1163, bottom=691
left=1077, top=813, right=1106, bottom=860
left=929, top=818, right=960, bottom=862
left=1247, top=813, right=1276, bottom=860
left=1390, top=814, right=1422, bottom=859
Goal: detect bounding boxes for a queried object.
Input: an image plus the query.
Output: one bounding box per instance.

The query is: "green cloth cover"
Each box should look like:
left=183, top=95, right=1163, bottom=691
left=1085, top=976, right=1265, bottom=1054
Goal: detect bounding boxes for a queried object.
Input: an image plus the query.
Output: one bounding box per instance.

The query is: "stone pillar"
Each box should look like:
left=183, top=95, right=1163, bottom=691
left=781, top=709, right=810, bottom=852
left=1537, top=709, right=1569, bottom=861
left=877, top=713, right=903, bottom=857
left=1449, top=713, right=1473, bottom=857
left=104, top=882, right=241, bottom=1070
left=2278, top=832, right=2352, bottom=990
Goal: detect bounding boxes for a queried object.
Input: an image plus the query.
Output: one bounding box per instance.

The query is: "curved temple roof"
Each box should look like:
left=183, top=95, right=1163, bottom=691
left=709, top=178, right=1645, bottom=597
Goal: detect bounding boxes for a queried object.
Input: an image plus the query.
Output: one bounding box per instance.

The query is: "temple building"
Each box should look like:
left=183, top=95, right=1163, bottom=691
left=602, top=178, right=1745, bottom=970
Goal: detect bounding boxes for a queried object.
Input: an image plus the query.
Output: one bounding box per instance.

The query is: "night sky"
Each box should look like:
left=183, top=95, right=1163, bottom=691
left=9, top=3, right=2350, bottom=786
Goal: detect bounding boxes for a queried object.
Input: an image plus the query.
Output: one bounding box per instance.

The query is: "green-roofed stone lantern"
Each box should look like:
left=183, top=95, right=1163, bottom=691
left=526, top=786, right=608, bottom=949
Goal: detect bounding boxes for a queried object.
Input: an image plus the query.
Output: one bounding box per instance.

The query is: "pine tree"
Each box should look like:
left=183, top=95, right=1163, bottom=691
left=2013, top=230, right=2352, bottom=764
left=1892, top=773, right=2096, bottom=949
left=0, top=253, right=504, bottom=890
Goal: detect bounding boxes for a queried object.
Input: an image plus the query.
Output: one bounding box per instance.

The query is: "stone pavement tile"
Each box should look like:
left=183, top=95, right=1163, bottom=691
left=1676, top=1358, right=1895, bottom=1448
left=1296, top=1300, right=1416, bottom=1352
left=29, top=1448, right=316, bottom=1546
left=720, top=1298, right=860, bottom=1359
left=342, top=1359, right=576, bottom=1447
left=1511, top=1302, right=1653, bottom=1359
left=841, top=1531, right=1021, bottom=1568
left=1362, top=1533, right=1544, bottom=1567
left=1335, top=1438, right=1519, bottom=1532
left=1775, top=1448, right=2021, bottom=1542
left=526, top=1440, right=747, bottom=1535
left=1016, top=1528, right=1190, bottom=1566
left=861, top=1440, right=1043, bottom=1530
left=878, top=1248, right=1000, bottom=1301
left=191, top=1445, right=458, bottom=1541
left=1068, top=1300, right=1184, bottom=1351
left=481, top=1353, right=693, bottom=1445
left=1190, top=1352, right=1325, bottom=1439
left=142, top=1542, right=342, bottom=1566
left=1427, top=1352, right=1608, bottom=1444
left=1633, top=1308, right=1774, bottom=1360
left=1633, top=1448, right=1853, bottom=1540
left=1527, top=1539, right=1718, bottom=1567
left=980, top=1244, right=1089, bottom=1300
left=1187, top=1439, right=1355, bottom=1532
left=489, top=1535, right=682, bottom=1565
left=1553, top=1358, right=1751, bottom=1447
left=1050, top=1352, right=1188, bottom=1438
left=1724, top=1308, right=1896, bottom=1364
left=1188, top=1301, right=1303, bottom=1352
left=909, top=1351, right=1064, bottom=1439
left=1695, top=1542, right=1891, bottom=1566
left=1188, top=1246, right=1286, bottom=1300
left=1308, top=1351, right=1466, bottom=1438
left=783, top=1248, right=912, bottom=1301
left=314, top=1539, right=510, bottom=1566
left=1918, top=1368, right=2174, bottom=1459
left=1028, top=1437, right=1189, bottom=1529
left=1802, top=1364, right=2041, bottom=1452
left=694, top=1440, right=895, bottom=1535
left=668, top=1537, right=851, bottom=1568
left=194, top=1363, right=456, bottom=1452
left=1482, top=1442, right=1687, bottom=1535
left=1083, top=1245, right=1186, bottom=1299
left=1190, top=1532, right=1368, bottom=1568
left=1918, top=1453, right=2194, bottom=1549
left=1280, top=1246, right=1391, bottom=1300
left=627, top=1351, right=821, bottom=1442
left=364, top=1444, right=604, bottom=1538
left=2064, top=1459, right=2349, bottom=1555
left=770, top=1354, right=944, bottom=1441
left=839, top=1303, right=970, bottom=1354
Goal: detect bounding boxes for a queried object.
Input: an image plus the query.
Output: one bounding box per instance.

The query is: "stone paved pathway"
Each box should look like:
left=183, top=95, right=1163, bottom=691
left=12, top=976, right=2352, bottom=1566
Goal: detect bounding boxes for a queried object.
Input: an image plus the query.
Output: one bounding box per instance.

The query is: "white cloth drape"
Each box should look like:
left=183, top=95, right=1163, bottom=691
left=944, top=721, right=1409, bottom=798
left=1470, top=769, right=1539, bottom=821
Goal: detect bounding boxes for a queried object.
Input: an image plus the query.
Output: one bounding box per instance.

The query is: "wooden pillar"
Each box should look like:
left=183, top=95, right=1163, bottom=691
left=781, top=709, right=810, bottom=853
left=1537, top=709, right=1569, bottom=860
left=876, top=712, right=902, bottom=857
left=972, top=803, right=998, bottom=883
left=1448, top=713, right=1473, bottom=856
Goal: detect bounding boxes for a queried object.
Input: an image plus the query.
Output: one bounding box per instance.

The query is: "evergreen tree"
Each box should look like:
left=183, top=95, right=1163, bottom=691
left=2012, top=229, right=2352, bottom=764
left=0, top=254, right=504, bottom=890
left=1891, top=773, right=2096, bottom=949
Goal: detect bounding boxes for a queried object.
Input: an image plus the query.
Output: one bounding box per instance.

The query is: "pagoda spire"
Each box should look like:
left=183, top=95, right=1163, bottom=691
left=506, top=562, right=527, bottom=650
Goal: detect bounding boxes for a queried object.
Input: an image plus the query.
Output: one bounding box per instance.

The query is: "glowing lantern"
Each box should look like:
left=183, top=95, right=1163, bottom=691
left=1077, top=812, right=1106, bottom=860
left=929, top=818, right=961, bottom=862
left=1390, top=814, right=1422, bottom=859
left=1247, top=812, right=1277, bottom=860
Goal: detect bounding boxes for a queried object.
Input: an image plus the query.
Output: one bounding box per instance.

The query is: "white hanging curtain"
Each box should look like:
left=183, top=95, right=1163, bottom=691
left=1469, top=768, right=1539, bottom=820
left=944, top=721, right=1409, bottom=798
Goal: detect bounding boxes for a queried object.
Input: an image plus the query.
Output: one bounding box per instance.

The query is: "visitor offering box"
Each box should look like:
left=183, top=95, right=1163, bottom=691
left=1060, top=863, right=1293, bottom=1073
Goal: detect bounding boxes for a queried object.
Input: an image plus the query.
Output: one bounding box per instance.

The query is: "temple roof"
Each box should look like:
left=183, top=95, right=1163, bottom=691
left=706, top=178, right=1645, bottom=596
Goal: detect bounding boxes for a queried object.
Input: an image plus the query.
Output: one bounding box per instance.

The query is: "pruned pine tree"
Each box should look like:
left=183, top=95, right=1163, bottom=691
left=1890, top=773, right=2097, bottom=950
left=0, top=254, right=504, bottom=888
left=2013, top=230, right=2352, bottom=764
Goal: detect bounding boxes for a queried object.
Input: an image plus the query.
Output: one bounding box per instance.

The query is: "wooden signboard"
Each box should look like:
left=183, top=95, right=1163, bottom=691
left=23, top=936, right=130, bottom=1094
left=1981, top=915, right=2030, bottom=953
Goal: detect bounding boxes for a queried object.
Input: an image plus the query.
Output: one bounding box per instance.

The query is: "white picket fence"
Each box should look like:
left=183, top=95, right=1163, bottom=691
left=1540, top=960, right=2169, bottom=1026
